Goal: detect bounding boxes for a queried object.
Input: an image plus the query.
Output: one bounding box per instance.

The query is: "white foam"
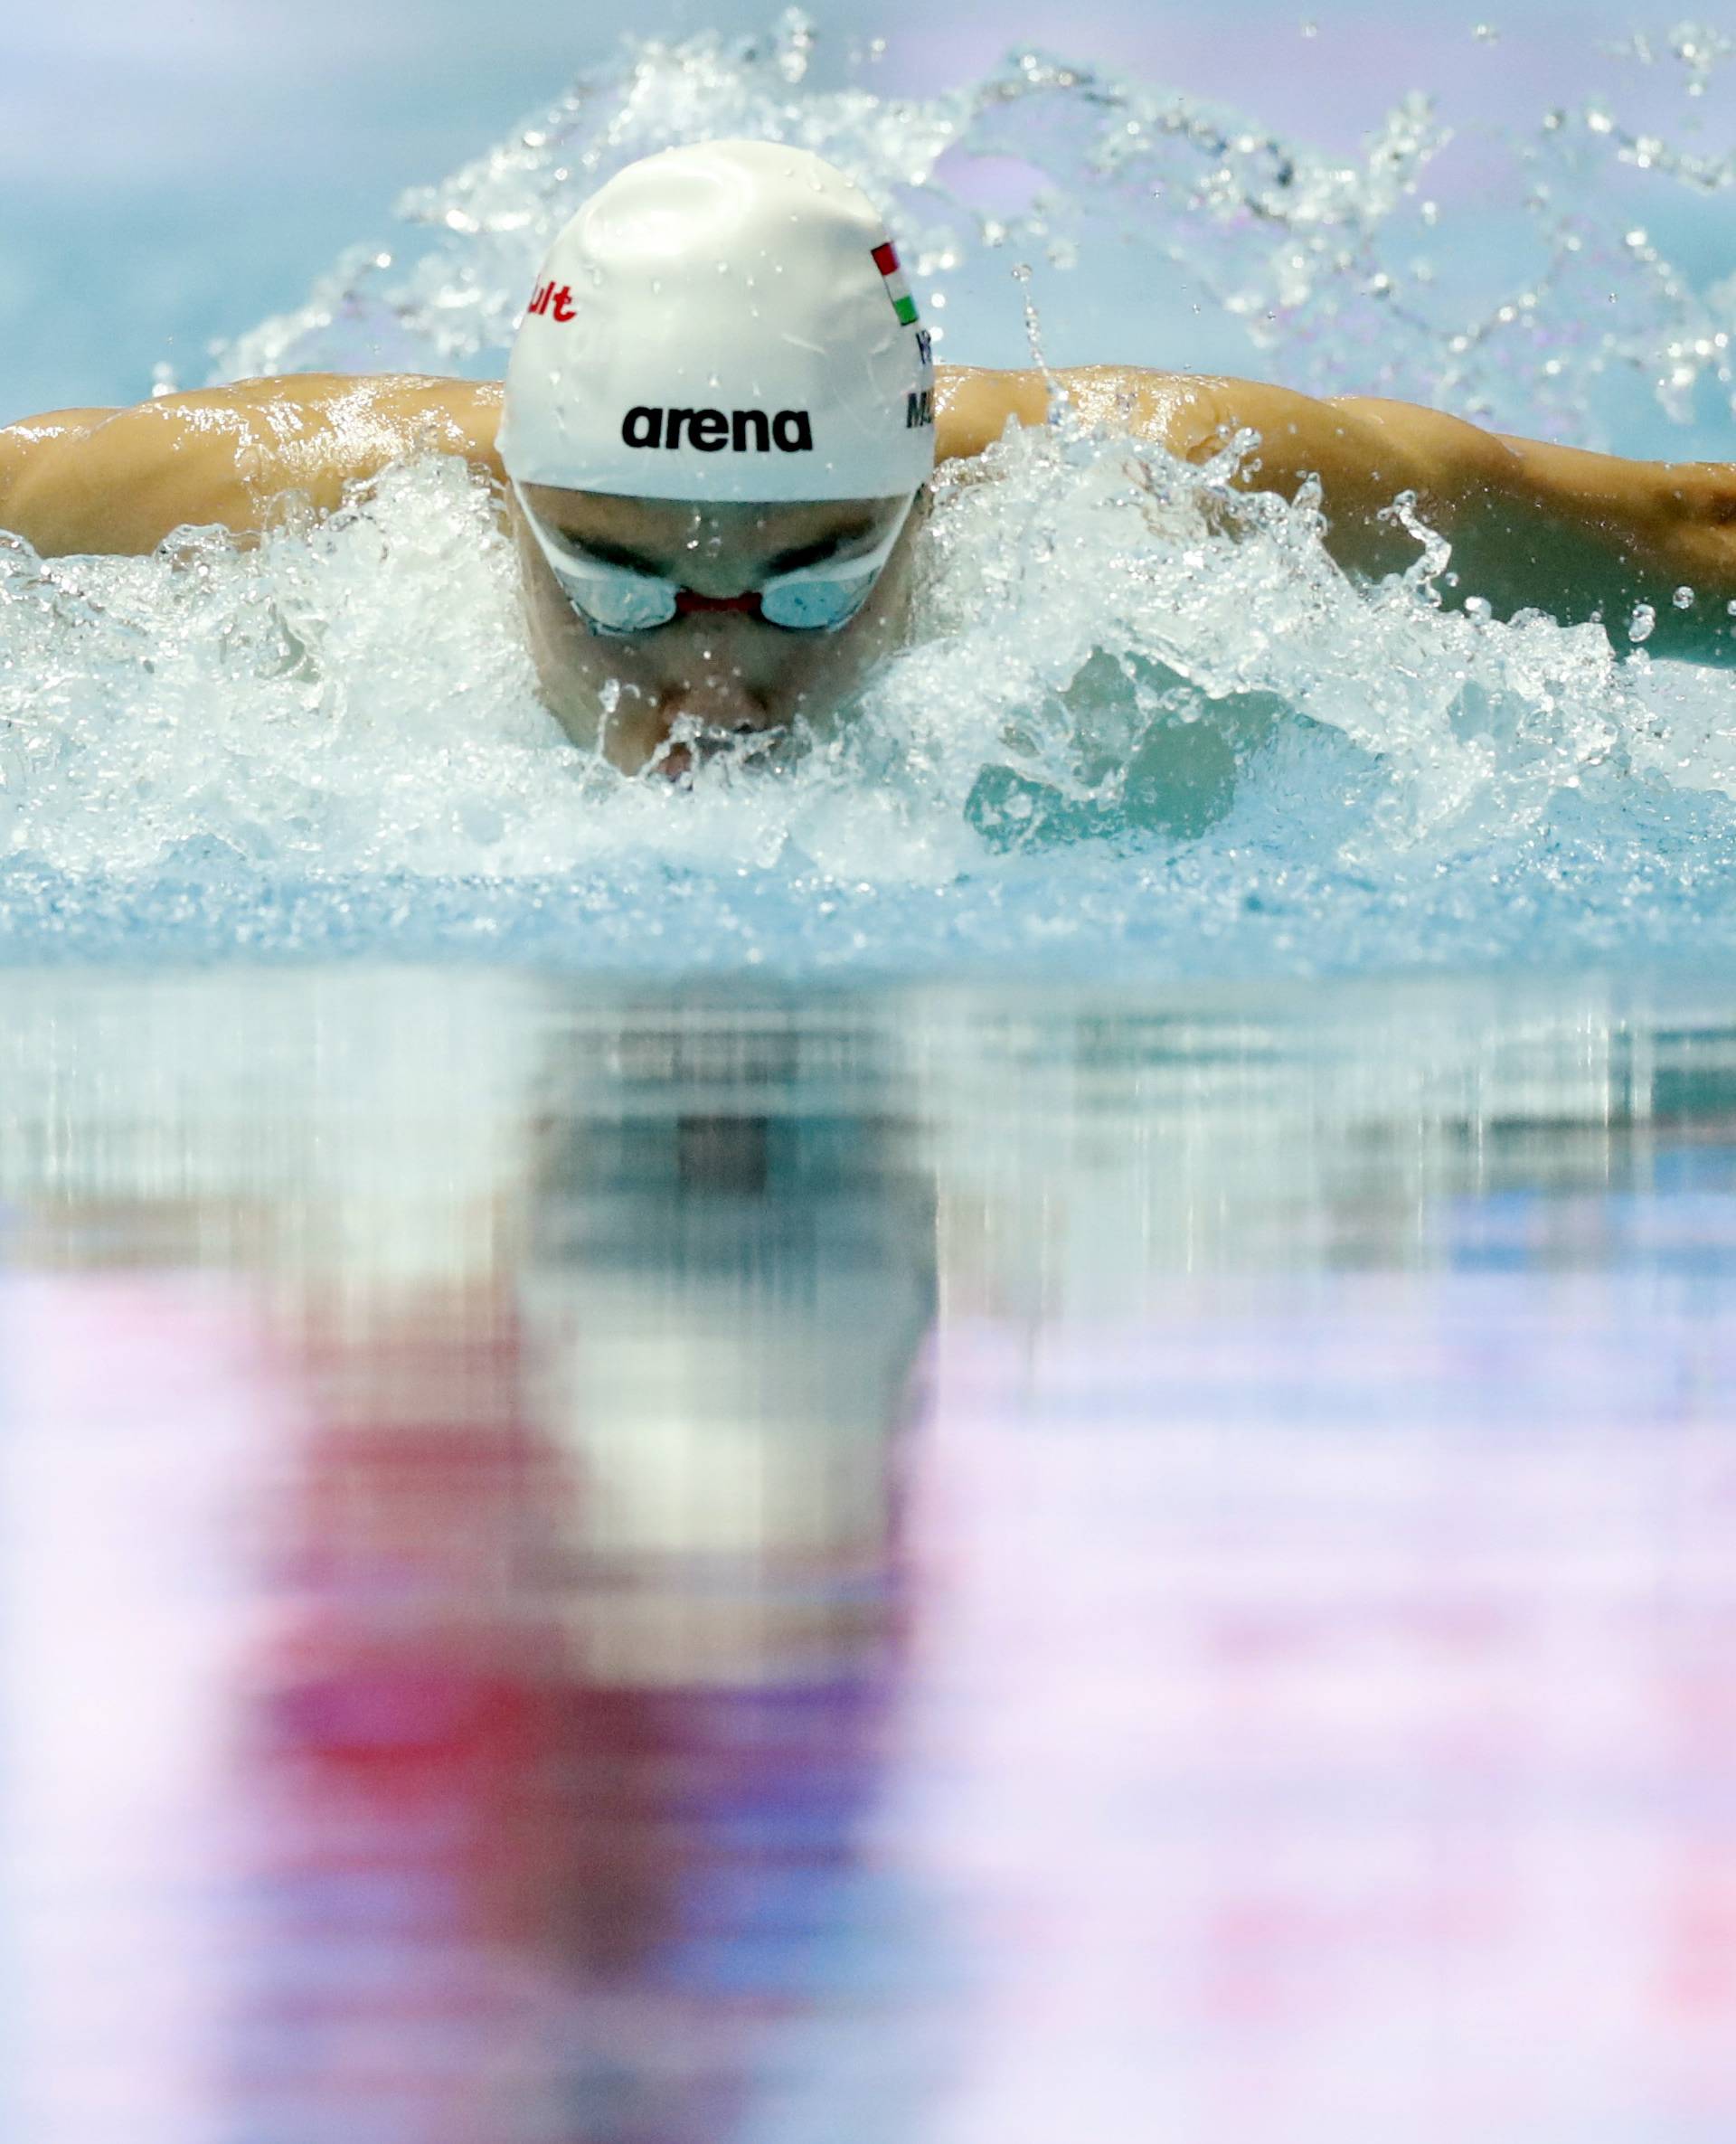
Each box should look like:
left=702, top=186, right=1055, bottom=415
left=5, top=11, right=1736, bottom=974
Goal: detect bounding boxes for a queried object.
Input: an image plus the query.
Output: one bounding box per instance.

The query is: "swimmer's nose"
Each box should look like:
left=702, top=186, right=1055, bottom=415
left=674, top=588, right=764, bottom=619
left=646, top=681, right=778, bottom=777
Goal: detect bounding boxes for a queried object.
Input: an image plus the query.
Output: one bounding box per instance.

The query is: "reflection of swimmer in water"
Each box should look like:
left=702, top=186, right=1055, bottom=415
left=237, top=1029, right=937, bottom=2141
left=5, top=137, right=1736, bottom=776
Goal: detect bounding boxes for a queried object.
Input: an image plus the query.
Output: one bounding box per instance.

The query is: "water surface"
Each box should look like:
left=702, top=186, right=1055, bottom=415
left=5, top=13, right=1736, bottom=977
left=5, top=968, right=1734, bottom=2142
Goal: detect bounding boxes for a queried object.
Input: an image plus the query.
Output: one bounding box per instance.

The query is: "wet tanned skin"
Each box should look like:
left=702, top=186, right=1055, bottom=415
left=7, top=362, right=1736, bottom=762
left=512, top=486, right=919, bottom=777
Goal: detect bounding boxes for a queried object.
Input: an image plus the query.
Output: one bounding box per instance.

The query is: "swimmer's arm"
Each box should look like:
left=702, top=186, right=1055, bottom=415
left=936, top=364, right=1736, bottom=664
left=0, top=375, right=505, bottom=556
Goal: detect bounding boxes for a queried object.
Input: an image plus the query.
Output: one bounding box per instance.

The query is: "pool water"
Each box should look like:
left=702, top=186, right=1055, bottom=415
left=6, top=13, right=1736, bottom=2135
left=4, top=969, right=1736, bottom=2142
left=5, top=12, right=1736, bottom=976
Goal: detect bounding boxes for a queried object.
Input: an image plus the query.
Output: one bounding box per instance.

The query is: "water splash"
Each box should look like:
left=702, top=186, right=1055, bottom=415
left=4, top=10, right=1736, bottom=974
left=211, top=7, right=1736, bottom=449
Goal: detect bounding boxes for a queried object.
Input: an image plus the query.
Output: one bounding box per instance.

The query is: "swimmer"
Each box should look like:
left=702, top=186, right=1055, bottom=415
left=5, top=137, right=1736, bottom=776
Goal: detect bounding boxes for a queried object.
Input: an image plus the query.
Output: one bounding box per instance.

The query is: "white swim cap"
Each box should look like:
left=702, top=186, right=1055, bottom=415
left=499, top=139, right=936, bottom=505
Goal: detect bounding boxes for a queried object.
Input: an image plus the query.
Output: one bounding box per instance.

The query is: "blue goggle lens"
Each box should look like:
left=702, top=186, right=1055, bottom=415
left=516, top=485, right=912, bottom=638
left=758, top=576, right=876, bottom=632
left=561, top=573, right=678, bottom=634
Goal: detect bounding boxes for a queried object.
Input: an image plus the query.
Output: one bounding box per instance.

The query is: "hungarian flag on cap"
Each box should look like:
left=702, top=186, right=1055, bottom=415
left=873, top=241, right=920, bottom=326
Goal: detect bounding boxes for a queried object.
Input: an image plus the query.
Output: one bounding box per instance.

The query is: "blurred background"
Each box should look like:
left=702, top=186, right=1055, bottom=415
left=8, top=0, right=1731, bottom=423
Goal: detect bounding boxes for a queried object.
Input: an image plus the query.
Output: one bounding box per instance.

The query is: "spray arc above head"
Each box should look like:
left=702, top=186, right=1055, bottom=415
left=498, top=137, right=938, bottom=506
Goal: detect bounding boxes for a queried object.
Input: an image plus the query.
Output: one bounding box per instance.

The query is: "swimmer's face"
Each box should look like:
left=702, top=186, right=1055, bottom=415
left=512, top=486, right=920, bottom=777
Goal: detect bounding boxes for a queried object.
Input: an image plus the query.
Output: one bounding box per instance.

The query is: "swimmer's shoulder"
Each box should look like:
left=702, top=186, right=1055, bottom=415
left=329, top=373, right=505, bottom=481
left=934, top=365, right=1052, bottom=462
left=934, top=364, right=1241, bottom=466
left=1, top=373, right=506, bottom=556
left=200, top=372, right=505, bottom=482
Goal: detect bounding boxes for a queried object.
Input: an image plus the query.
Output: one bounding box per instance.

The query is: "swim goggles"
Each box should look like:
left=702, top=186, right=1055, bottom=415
left=513, top=481, right=917, bottom=636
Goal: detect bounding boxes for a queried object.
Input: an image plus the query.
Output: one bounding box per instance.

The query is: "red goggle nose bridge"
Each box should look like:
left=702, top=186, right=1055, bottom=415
left=674, top=588, right=764, bottom=619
